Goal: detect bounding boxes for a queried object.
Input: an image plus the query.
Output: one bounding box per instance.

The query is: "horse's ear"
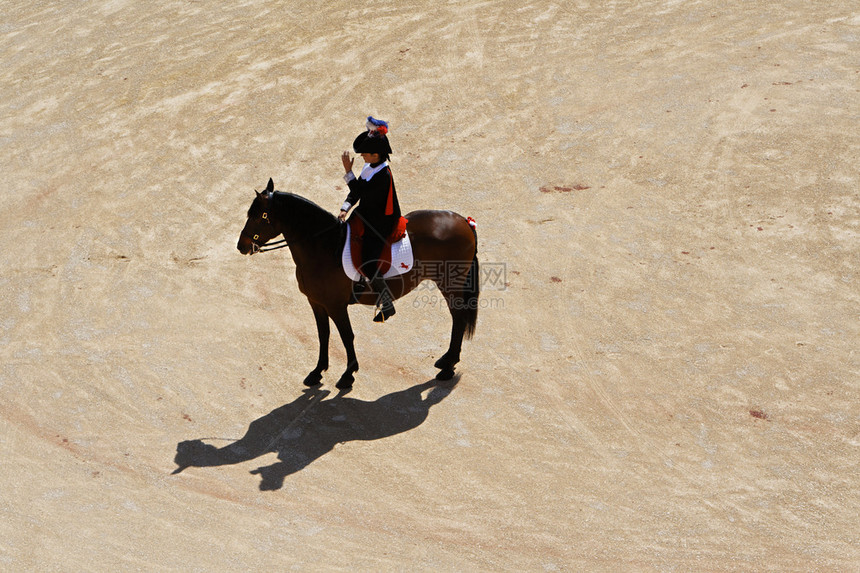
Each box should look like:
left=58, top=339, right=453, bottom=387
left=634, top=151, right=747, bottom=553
left=265, top=178, right=274, bottom=194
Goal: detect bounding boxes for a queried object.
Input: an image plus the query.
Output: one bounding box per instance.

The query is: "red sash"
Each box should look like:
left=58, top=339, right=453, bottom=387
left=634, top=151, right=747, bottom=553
left=385, top=167, right=394, bottom=215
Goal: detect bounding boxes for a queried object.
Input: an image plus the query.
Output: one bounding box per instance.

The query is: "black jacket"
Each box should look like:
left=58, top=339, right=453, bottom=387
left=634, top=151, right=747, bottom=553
left=345, top=163, right=401, bottom=239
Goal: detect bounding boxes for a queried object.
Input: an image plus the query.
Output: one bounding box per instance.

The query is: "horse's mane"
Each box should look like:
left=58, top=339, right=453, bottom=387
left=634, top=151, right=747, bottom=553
left=271, top=191, right=341, bottom=250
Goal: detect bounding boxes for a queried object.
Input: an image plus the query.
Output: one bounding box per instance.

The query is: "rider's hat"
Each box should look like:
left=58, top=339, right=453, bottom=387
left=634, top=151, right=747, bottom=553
left=353, top=116, right=392, bottom=156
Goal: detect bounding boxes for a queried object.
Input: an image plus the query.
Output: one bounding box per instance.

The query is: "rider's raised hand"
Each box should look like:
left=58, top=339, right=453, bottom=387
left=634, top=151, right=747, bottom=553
left=341, top=150, right=354, bottom=173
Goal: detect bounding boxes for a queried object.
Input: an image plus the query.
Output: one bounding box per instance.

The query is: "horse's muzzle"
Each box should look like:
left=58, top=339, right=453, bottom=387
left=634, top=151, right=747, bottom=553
left=237, top=236, right=258, bottom=255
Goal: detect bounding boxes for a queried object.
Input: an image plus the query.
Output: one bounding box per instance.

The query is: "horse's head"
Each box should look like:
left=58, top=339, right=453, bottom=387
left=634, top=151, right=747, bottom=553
left=237, top=178, right=282, bottom=255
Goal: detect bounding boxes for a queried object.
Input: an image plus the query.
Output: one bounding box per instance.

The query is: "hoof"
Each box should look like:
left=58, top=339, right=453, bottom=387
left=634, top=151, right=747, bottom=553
left=303, top=371, right=323, bottom=387
left=436, top=368, right=456, bottom=381
left=335, top=373, right=354, bottom=390
left=434, top=354, right=458, bottom=370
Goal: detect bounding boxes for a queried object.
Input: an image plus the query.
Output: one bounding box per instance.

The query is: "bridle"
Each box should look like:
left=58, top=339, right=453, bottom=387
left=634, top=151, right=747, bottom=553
left=242, top=209, right=289, bottom=254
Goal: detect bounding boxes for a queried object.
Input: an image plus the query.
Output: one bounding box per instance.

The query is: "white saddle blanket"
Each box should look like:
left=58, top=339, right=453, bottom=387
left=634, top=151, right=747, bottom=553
left=342, top=223, right=414, bottom=282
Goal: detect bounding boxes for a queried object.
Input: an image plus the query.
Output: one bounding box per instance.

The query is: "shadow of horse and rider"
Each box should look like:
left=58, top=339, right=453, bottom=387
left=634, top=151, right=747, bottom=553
left=173, top=377, right=458, bottom=490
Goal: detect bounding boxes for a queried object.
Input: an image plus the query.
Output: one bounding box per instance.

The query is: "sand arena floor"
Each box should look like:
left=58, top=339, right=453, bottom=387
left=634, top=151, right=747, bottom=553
left=1, top=1, right=859, bottom=570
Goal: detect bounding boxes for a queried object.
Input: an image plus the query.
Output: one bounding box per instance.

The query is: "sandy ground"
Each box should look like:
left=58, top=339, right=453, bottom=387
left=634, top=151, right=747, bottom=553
left=2, top=1, right=859, bottom=570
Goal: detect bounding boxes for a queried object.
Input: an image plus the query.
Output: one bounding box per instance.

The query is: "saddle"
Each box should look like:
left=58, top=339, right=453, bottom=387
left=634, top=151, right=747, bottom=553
left=342, top=216, right=413, bottom=281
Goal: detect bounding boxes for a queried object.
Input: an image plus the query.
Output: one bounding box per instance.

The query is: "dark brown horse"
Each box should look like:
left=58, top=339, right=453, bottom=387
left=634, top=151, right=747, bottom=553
left=237, top=178, right=478, bottom=389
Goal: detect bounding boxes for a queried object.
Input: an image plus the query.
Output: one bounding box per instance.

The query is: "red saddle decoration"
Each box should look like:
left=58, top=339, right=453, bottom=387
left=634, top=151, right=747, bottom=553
left=348, top=216, right=408, bottom=277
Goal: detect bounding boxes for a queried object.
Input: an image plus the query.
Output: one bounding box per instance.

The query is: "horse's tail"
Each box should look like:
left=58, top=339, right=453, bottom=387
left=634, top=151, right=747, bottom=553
left=462, top=220, right=479, bottom=340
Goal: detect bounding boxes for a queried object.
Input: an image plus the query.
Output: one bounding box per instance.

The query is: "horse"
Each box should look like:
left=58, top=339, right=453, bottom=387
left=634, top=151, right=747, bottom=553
left=237, top=178, right=479, bottom=389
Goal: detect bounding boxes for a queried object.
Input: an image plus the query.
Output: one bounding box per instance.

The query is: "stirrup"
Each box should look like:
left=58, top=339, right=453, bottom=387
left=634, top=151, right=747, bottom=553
left=373, top=304, right=396, bottom=323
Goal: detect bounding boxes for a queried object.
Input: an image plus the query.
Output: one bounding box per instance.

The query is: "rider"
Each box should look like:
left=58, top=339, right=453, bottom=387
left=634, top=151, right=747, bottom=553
left=338, top=116, right=401, bottom=323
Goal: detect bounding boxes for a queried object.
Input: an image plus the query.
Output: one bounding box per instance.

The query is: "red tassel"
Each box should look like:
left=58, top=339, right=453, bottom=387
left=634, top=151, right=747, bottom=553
left=385, top=168, right=394, bottom=215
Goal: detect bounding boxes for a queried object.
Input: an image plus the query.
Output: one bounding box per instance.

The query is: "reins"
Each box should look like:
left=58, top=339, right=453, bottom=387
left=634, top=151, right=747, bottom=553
left=258, top=238, right=289, bottom=252
left=257, top=228, right=340, bottom=253
left=255, top=223, right=342, bottom=254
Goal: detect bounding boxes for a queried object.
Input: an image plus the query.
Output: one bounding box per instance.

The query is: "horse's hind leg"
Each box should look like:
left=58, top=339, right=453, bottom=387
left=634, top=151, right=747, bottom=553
left=435, top=293, right=468, bottom=380
left=329, top=306, right=359, bottom=390
left=304, top=302, right=329, bottom=387
left=435, top=256, right=478, bottom=380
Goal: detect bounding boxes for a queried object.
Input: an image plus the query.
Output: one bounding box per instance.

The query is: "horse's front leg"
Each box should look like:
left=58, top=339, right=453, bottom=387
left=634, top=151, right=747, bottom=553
left=304, top=302, right=329, bottom=387
left=329, top=305, right=359, bottom=390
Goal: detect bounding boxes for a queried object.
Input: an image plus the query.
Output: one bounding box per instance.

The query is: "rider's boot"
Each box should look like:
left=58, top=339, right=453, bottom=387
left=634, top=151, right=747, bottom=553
left=369, top=275, right=396, bottom=323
